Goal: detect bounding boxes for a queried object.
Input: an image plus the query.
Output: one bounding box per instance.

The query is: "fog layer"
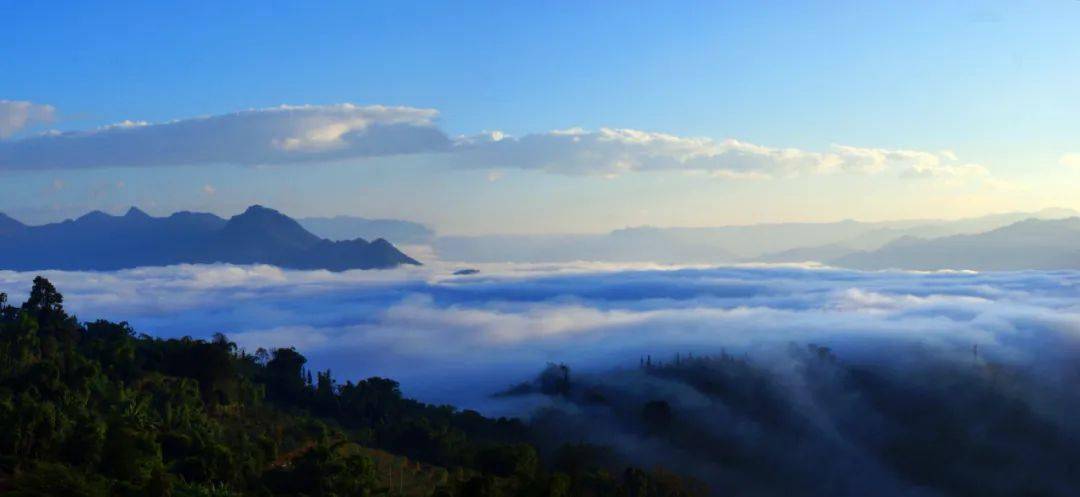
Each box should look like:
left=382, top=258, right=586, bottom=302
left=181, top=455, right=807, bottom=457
left=0, top=264, right=1074, bottom=409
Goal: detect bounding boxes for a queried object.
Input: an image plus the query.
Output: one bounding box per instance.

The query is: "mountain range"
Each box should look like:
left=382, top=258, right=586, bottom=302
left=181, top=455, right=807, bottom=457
left=0, top=205, right=420, bottom=271
left=433, top=208, right=1079, bottom=266
left=832, top=217, right=1080, bottom=271
left=5, top=205, right=1078, bottom=272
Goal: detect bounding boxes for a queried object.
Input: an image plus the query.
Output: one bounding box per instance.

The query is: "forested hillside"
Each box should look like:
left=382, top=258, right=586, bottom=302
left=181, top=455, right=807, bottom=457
left=0, top=278, right=702, bottom=497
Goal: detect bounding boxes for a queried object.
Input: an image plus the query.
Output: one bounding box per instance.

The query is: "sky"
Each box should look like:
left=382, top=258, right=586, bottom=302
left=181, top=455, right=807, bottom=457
left=1, top=1, right=1079, bottom=234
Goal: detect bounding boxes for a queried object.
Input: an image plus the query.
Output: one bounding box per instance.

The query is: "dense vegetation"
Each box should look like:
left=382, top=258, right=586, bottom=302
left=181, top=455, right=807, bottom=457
left=507, top=349, right=1080, bottom=497
left=0, top=277, right=703, bottom=496
left=10, top=275, right=1074, bottom=496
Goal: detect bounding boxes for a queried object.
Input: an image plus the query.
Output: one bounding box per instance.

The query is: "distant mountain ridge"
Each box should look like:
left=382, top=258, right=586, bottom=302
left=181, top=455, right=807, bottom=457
left=298, top=215, right=434, bottom=244
left=831, top=217, right=1080, bottom=271
left=7, top=206, right=1076, bottom=271
left=0, top=206, right=420, bottom=271
left=434, top=208, right=1079, bottom=264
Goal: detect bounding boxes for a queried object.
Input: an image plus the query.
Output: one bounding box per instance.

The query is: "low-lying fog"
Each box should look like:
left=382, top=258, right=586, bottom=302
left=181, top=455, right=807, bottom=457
left=8, top=262, right=1080, bottom=494
left=2, top=262, right=1077, bottom=413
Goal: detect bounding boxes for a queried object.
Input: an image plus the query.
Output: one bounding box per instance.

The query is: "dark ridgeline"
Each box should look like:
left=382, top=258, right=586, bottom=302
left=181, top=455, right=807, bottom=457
left=0, top=213, right=25, bottom=235
left=0, top=205, right=420, bottom=271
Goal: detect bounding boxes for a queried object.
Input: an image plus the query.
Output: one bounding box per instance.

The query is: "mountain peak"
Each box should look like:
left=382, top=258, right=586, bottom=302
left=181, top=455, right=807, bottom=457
left=0, top=213, right=26, bottom=234
left=124, top=206, right=152, bottom=219
left=76, top=210, right=112, bottom=222
left=233, top=205, right=308, bottom=226
left=223, top=205, right=322, bottom=250
left=241, top=204, right=281, bottom=217
left=230, top=205, right=307, bottom=229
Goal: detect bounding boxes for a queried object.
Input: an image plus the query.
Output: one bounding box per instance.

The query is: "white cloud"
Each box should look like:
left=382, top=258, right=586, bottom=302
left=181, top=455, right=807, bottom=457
left=0, top=104, right=449, bottom=170
left=452, top=128, right=989, bottom=181
left=1, top=262, right=1078, bottom=409
left=0, top=102, right=997, bottom=187
left=0, top=100, right=55, bottom=139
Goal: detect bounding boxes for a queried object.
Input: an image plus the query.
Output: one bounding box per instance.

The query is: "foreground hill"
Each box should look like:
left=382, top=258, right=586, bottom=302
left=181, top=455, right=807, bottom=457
left=0, top=278, right=701, bottom=496
left=0, top=206, right=419, bottom=271
left=831, top=217, right=1080, bottom=270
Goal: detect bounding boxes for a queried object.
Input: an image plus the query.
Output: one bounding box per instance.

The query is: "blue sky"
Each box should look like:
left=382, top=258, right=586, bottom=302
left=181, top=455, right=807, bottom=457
left=2, top=1, right=1079, bottom=233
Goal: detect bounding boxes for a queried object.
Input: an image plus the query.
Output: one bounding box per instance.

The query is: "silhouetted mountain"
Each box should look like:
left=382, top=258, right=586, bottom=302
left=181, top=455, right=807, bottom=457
left=299, top=215, right=434, bottom=244
left=0, top=205, right=419, bottom=271
left=0, top=212, right=26, bottom=235
left=831, top=217, right=1080, bottom=270
left=205, top=205, right=323, bottom=262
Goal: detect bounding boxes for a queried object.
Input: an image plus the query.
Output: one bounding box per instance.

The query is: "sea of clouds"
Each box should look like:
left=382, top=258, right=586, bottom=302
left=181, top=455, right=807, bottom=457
left=2, top=262, right=1079, bottom=415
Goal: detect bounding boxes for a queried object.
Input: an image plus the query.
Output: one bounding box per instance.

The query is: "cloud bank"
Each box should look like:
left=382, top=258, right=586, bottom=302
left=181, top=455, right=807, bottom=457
left=3, top=262, right=1080, bottom=495
left=0, top=104, right=449, bottom=170
left=0, top=102, right=992, bottom=183
left=455, top=129, right=986, bottom=179
left=0, top=100, right=55, bottom=139
left=2, top=262, right=1078, bottom=410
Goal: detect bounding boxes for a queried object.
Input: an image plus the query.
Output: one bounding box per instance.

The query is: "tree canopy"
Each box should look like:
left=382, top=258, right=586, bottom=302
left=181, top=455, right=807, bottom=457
left=0, top=277, right=704, bottom=497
